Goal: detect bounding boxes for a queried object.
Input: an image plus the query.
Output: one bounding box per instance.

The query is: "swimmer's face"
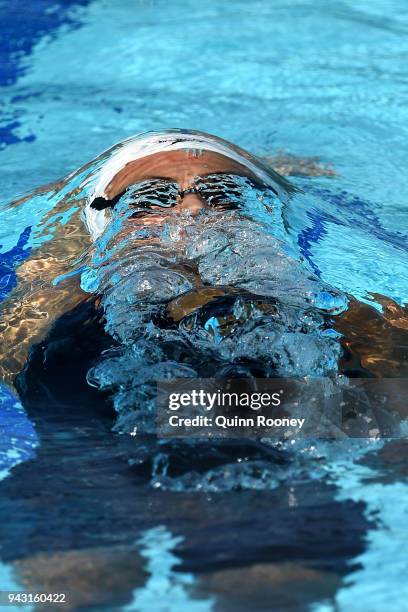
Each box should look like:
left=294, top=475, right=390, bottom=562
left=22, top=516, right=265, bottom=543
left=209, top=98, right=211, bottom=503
left=92, top=149, right=265, bottom=227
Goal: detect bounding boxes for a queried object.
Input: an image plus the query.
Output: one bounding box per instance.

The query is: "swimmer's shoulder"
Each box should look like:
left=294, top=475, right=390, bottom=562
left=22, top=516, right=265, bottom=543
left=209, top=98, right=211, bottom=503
left=262, top=151, right=337, bottom=178
left=335, top=296, right=408, bottom=377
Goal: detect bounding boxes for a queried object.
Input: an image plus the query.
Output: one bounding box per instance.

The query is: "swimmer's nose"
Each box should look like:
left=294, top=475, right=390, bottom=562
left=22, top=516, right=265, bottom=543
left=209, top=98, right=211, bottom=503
left=176, top=192, right=208, bottom=215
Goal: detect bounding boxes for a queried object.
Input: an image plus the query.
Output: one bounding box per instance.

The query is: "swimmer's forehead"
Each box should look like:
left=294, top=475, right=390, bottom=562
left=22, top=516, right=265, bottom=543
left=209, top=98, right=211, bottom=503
left=104, top=149, right=262, bottom=199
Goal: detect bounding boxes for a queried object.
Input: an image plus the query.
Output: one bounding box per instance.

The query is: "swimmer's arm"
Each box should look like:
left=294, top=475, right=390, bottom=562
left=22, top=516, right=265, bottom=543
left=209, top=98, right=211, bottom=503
left=0, top=275, right=89, bottom=384
left=370, top=294, right=408, bottom=331
left=335, top=296, right=408, bottom=377
left=0, top=210, right=93, bottom=384
left=261, top=151, right=337, bottom=178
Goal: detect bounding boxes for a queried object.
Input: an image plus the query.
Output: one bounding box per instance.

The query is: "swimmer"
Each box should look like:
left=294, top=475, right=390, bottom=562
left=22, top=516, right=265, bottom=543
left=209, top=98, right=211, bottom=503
left=1, top=129, right=407, bottom=392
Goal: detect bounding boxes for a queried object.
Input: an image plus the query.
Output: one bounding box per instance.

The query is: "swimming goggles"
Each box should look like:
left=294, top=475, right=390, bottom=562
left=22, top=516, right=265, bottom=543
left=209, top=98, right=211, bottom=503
left=90, top=173, right=267, bottom=216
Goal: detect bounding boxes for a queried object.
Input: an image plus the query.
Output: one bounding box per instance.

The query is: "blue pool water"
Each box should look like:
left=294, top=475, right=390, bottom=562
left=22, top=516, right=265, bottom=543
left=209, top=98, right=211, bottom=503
left=1, top=0, right=408, bottom=609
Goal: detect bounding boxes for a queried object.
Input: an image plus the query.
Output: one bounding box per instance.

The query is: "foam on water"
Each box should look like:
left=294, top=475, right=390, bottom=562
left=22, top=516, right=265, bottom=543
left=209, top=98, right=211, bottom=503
left=79, top=156, right=347, bottom=445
